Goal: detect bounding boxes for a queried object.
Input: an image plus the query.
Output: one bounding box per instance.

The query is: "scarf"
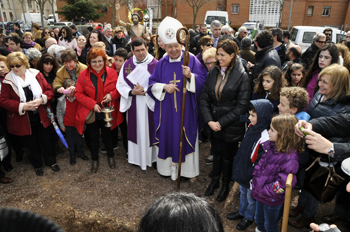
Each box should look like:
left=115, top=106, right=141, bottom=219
left=90, top=66, right=106, bottom=107
left=12, top=70, right=42, bottom=103
left=220, top=67, right=227, bottom=76
left=76, top=46, right=83, bottom=56
left=23, top=41, right=36, bottom=49
left=66, top=64, right=78, bottom=83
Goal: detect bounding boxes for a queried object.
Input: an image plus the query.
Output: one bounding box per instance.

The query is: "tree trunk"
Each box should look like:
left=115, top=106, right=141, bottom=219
left=51, top=1, right=56, bottom=23
left=111, top=0, right=116, bottom=28
left=165, top=0, right=167, bottom=17
left=21, top=3, right=27, bottom=23
left=192, top=6, right=197, bottom=29
left=40, top=3, right=44, bottom=26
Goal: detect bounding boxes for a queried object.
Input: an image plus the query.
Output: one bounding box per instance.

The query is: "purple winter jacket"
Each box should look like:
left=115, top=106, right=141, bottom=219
left=251, top=140, right=299, bottom=206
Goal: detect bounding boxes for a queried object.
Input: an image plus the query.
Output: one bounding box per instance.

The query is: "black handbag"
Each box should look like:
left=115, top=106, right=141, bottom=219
left=304, top=156, right=345, bottom=203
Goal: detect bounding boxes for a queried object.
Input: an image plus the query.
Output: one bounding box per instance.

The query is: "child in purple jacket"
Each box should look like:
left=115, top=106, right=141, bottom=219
left=252, top=114, right=304, bottom=232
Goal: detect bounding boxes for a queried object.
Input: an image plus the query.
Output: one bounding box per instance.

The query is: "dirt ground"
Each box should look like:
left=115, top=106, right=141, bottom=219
left=0, top=137, right=346, bottom=232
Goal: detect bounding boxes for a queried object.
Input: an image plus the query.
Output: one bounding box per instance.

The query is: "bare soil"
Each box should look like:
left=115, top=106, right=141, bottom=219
left=0, top=139, right=345, bottom=232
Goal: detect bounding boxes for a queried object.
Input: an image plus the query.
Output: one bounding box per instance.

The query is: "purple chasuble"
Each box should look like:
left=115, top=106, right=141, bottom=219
left=148, top=52, right=207, bottom=163
left=122, top=57, right=158, bottom=146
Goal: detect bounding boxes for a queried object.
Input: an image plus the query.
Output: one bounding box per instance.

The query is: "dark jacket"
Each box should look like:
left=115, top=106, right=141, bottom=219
left=78, top=47, right=88, bottom=64
left=232, top=99, right=274, bottom=188
left=252, top=140, right=299, bottom=206
left=307, top=91, right=350, bottom=155
left=311, top=113, right=350, bottom=162
left=240, top=46, right=255, bottom=64
left=301, top=42, right=319, bottom=71
left=200, top=58, right=251, bottom=143
left=275, top=42, right=286, bottom=65
left=190, top=32, right=207, bottom=55
left=251, top=45, right=281, bottom=85
left=111, top=36, right=128, bottom=51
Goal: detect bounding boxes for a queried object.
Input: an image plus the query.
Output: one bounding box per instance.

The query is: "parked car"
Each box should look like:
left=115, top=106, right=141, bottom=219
left=290, top=26, right=346, bottom=52
left=53, top=22, right=73, bottom=26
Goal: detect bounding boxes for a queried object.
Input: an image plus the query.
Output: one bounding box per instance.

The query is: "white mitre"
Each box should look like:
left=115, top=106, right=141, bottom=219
left=158, top=17, right=183, bottom=45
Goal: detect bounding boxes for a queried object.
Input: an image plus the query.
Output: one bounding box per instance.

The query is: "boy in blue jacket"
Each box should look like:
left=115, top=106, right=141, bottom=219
left=227, top=99, right=274, bottom=231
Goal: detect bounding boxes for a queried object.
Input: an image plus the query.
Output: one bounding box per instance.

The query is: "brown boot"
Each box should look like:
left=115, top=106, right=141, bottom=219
left=289, top=204, right=305, bottom=217
left=288, top=215, right=315, bottom=228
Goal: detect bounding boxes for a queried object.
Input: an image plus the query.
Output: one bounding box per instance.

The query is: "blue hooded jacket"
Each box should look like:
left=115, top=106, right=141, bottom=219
left=232, top=99, right=274, bottom=189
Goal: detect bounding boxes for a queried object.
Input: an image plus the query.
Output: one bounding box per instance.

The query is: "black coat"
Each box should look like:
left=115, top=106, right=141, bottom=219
left=251, top=45, right=281, bottom=86
left=200, top=58, right=251, bottom=143
left=190, top=32, right=207, bottom=55
left=301, top=42, right=319, bottom=72
left=111, top=36, right=128, bottom=51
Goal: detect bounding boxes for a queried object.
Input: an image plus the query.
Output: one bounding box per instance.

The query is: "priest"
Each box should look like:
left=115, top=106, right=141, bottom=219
left=116, top=38, right=158, bottom=170
left=148, top=17, right=207, bottom=181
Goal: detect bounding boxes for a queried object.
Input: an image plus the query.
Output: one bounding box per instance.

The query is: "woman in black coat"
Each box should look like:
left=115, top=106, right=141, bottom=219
left=200, top=40, right=251, bottom=202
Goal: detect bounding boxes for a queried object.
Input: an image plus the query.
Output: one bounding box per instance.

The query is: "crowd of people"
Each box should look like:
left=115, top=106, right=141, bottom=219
left=1, top=13, right=350, bottom=232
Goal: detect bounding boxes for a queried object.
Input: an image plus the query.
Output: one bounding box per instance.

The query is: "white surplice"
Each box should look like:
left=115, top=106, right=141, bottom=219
left=116, top=54, right=157, bottom=170
left=150, top=55, right=200, bottom=180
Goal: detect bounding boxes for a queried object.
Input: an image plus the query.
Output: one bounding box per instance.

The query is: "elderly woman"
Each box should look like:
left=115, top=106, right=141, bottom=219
left=79, top=30, right=109, bottom=65
left=75, top=47, right=124, bottom=173
left=200, top=40, right=251, bottom=202
left=289, top=64, right=350, bottom=228
left=58, top=26, right=77, bottom=50
left=53, top=46, right=66, bottom=68
left=26, top=48, right=42, bottom=68
left=22, top=32, right=42, bottom=51
left=52, top=49, right=87, bottom=94
left=202, top=47, right=217, bottom=72
left=0, top=52, right=60, bottom=176
left=196, top=36, right=214, bottom=67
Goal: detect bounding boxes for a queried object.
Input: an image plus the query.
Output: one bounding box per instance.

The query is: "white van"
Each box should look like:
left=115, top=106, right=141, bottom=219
left=204, top=11, right=230, bottom=30
left=48, top=14, right=59, bottom=25
left=290, top=26, right=346, bottom=52
left=21, top=13, right=48, bottom=26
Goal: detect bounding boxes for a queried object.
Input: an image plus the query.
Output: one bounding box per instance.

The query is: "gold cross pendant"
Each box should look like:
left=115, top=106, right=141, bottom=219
left=169, top=72, right=180, bottom=112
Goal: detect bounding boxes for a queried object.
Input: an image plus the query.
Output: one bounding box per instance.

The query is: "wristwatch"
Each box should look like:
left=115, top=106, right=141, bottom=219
left=328, top=143, right=335, bottom=157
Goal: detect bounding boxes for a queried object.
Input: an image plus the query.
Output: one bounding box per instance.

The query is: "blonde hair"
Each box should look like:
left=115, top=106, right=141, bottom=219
left=0, top=55, right=7, bottom=63
left=336, top=43, right=350, bottom=71
left=6, top=52, right=30, bottom=69
left=271, top=114, right=304, bottom=153
left=318, top=64, right=350, bottom=100
left=22, top=32, right=33, bottom=40
left=92, top=41, right=106, bottom=50
left=202, top=47, right=217, bottom=63
left=280, top=87, right=309, bottom=112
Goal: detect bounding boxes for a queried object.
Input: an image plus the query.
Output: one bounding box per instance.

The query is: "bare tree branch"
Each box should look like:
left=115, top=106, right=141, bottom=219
left=184, top=0, right=216, bottom=29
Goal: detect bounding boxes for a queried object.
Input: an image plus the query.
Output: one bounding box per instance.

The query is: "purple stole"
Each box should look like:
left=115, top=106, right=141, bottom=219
left=122, top=58, right=158, bottom=146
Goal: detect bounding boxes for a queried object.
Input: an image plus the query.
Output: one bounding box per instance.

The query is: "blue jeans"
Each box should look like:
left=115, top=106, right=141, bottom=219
left=255, top=200, right=283, bottom=232
left=238, top=185, right=256, bottom=221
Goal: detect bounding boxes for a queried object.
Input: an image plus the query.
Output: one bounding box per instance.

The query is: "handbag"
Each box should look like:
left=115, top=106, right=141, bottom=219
left=304, top=156, right=345, bottom=203
left=85, top=111, right=95, bottom=124
left=0, top=136, right=9, bottom=161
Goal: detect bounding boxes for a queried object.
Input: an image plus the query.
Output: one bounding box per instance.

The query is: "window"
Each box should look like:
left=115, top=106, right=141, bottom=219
left=322, top=6, right=331, bottom=16
left=28, top=0, right=32, bottom=8
left=307, top=6, right=313, bottom=16
left=302, top=32, right=316, bottom=43
left=231, top=4, right=239, bottom=14
left=3, top=12, right=7, bottom=22
left=217, top=4, right=223, bottom=11
left=0, top=0, right=3, bottom=8
left=9, top=12, right=13, bottom=21
left=101, top=5, right=107, bottom=12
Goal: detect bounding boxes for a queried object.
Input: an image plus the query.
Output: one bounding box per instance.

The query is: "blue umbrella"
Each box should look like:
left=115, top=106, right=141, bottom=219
left=45, top=107, right=68, bottom=149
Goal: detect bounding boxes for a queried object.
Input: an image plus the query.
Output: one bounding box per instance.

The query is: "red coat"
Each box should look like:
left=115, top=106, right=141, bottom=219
left=0, top=69, right=54, bottom=136
left=75, top=66, right=124, bottom=135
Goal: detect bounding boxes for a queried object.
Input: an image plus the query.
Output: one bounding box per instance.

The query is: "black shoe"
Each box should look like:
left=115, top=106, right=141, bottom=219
left=152, top=162, right=157, bottom=169
left=108, top=157, right=116, bottom=169
left=180, top=177, right=190, bottom=182
left=205, top=155, right=213, bottom=165
left=35, top=168, right=44, bottom=176
left=226, top=211, right=244, bottom=221
left=51, top=164, right=60, bottom=172
left=4, top=164, right=13, bottom=172
left=216, top=184, right=230, bottom=202
left=204, top=181, right=220, bottom=196
left=125, top=152, right=128, bottom=160
left=70, top=158, right=76, bottom=165
left=236, top=218, right=253, bottom=230
left=78, top=154, right=89, bottom=160
left=91, top=160, right=99, bottom=173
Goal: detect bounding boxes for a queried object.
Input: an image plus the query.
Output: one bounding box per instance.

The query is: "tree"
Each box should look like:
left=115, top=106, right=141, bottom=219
left=185, top=0, right=216, bottom=29
left=57, top=0, right=104, bottom=21
left=18, top=0, right=28, bottom=23
left=47, top=0, right=56, bottom=23
left=32, top=0, right=48, bottom=26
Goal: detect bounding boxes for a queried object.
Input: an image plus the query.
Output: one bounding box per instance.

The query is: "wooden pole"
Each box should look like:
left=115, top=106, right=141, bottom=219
left=176, top=27, right=190, bottom=191
left=281, top=173, right=293, bottom=232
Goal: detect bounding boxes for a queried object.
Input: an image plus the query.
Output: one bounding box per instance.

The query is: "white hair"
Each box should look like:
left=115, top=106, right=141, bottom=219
left=53, top=46, right=66, bottom=61
left=313, top=32, right=326, bottom=41
left=47, top=44, right=59, bottom=56
left=238, top=26, right=247, bottom=33
left=221, top=25, right=232, bottom=32
left=26, top=48, right=42, bottom=61
left=104, top=26, right=112, bottom=31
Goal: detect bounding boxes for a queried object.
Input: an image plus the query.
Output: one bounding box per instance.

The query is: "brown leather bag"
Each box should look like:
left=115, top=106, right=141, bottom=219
left=85, top=111, right=95, bottom=124
left=304, top=156, right=345, bottom=203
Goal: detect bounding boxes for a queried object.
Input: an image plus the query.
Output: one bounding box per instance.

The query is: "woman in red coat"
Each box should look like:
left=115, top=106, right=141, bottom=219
left=75, top=47, right=123, bottom=173
left=0, top=52, right=60, bottom=176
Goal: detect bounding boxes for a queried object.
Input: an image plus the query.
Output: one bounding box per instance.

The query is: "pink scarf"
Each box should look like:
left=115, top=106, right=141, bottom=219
left=76, top=46, right=83, bottom=56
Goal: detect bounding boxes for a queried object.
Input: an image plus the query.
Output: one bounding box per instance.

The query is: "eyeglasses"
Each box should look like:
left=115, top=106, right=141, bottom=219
left=9, top=64, right=22, bottom=68
left=45, top=31, right=50, bottom=34
left=205, top=61, right=215, bottom=65
left=346, top=36, right=350, bottom=38
left=243, top=31, right=248, bottom=34
left=221, top=32, right=229, bottom=35
left=90, top=60, right=104, bottom=64
left=205, top=43, right=214, bottom=47
left=325, top=33, right=332, bottom=36
left=316, top=40, right=326, bottom=44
